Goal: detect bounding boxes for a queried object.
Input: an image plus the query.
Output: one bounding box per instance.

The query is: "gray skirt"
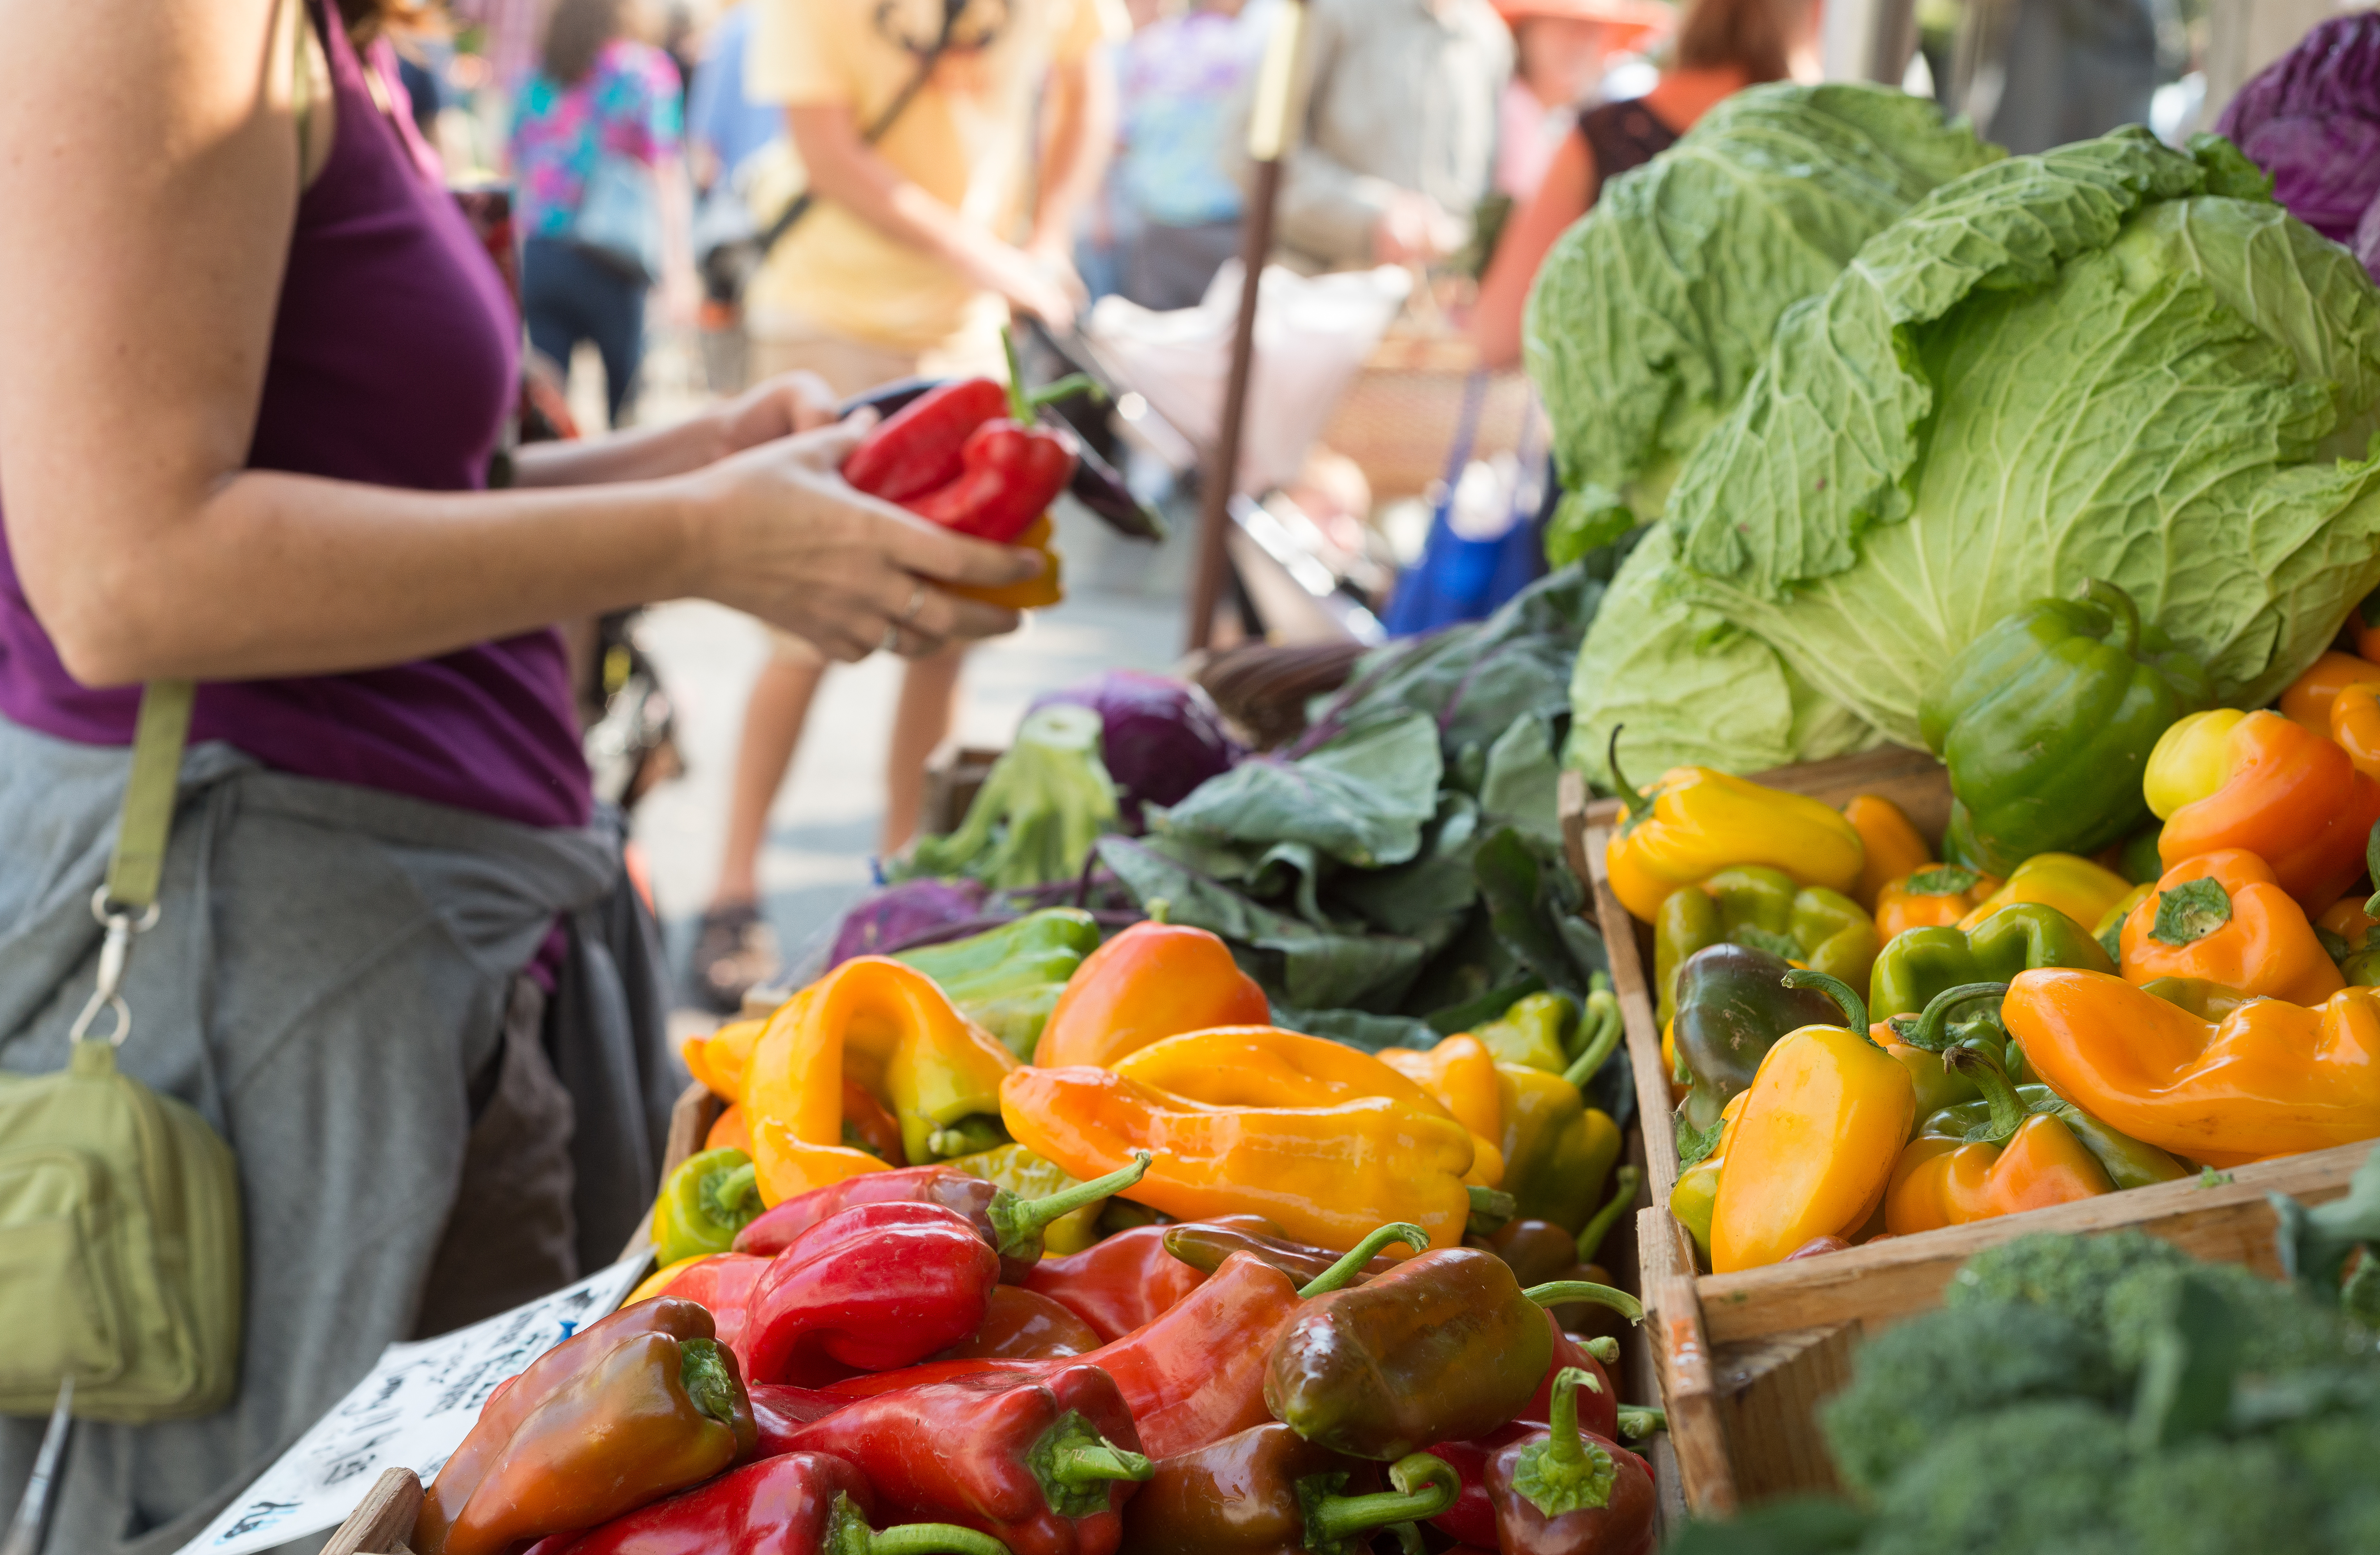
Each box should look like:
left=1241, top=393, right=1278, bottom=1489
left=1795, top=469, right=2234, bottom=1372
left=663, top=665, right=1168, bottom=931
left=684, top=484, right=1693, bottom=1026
left=0, top=718, right=682, bottom=1553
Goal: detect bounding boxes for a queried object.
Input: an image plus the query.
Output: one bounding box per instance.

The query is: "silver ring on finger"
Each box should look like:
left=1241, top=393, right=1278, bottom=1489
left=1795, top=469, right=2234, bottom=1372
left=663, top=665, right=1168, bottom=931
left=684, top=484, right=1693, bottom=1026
left=899, top=582, right=928, bottom=626
left=879, top=621, right=903, bottom=657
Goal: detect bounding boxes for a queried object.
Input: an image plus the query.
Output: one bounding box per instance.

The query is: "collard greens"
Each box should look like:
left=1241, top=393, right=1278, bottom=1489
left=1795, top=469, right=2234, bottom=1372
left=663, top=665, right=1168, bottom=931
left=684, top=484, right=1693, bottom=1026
left=1573, top=128, right=2380, bottom=779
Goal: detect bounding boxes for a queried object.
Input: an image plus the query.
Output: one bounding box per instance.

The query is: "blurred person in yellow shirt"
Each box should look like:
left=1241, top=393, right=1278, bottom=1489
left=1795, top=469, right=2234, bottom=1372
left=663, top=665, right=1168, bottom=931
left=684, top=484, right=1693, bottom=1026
left=690, top=0, right=1122, bottom=1012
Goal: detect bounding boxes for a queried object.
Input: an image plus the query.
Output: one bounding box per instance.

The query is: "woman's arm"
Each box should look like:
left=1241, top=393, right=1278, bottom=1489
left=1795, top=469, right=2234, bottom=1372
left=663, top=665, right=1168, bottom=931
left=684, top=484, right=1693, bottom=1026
left=1469, top=129, right=1598, bottom=371
left=0, top=0, right=1032, bottom=688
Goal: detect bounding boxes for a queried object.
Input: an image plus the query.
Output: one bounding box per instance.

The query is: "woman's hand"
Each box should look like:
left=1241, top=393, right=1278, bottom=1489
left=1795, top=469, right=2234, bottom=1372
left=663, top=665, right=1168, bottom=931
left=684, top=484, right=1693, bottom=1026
left=710, top=367, right=842, bottom=455
left=690, top=416, right=1043, bottom=662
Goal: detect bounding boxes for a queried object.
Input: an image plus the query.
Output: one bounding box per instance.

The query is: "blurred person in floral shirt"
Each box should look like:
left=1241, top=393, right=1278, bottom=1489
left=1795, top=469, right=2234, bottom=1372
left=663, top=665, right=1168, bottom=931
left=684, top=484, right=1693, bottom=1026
left=1113, top=0, right=1265, bottom=309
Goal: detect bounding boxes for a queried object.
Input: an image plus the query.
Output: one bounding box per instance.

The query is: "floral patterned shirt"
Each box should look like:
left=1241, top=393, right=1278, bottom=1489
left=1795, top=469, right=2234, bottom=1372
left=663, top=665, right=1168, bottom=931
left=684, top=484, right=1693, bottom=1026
left=509, top=39, right=683, bottom=239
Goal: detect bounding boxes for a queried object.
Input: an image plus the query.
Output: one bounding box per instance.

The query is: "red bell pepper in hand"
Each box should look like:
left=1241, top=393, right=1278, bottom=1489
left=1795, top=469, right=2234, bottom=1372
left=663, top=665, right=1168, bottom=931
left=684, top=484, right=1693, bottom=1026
left=940, top=1284, right=1103, bottom=1360
left=1021, top=1218, right=1267, bottom=1342
left=1487, top=1370, right=1657, bottom=1555
left=784, top=1363, right=1151, bottom=1555
left=750, top=1382, right=847, bottom=1457
left=523, top=1450, right=1007, bottom=1555
left=905, top=417, right=1079, bottom=544
left=843, top=379, right=1013, bottom=502
left=829, top=1228, right=1422, bottom=1458
left=736, top=1155, right=1151, bottom=1284
left=741, top=1201, right=999, bottom=1386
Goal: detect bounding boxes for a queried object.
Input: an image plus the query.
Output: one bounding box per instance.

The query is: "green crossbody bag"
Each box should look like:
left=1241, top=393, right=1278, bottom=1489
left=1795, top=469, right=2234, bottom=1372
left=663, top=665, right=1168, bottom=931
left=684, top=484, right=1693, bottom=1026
left=0, top=681, right=244, bottom=1422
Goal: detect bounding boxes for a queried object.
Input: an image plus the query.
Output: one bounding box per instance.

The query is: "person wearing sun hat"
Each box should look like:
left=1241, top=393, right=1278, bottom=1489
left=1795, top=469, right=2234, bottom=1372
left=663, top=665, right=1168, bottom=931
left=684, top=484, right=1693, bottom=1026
left=1491, top=0, right=1675, bottom=198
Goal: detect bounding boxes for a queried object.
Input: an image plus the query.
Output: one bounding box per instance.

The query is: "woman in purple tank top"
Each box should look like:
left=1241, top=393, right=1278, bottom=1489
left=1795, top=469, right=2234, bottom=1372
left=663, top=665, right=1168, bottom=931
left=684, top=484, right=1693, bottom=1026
left=0, top=0, right=1039, bottom=1545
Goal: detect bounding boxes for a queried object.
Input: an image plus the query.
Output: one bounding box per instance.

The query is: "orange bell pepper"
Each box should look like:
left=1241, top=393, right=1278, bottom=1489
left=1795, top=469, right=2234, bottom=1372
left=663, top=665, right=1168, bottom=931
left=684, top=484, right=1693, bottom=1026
left=2003, top=967, right=2380, bottom=1163
left=1875, top=865, right=2002, bottom=941
left=2332, top=683, right=2380, bottom=786
left=2155, top=710, right=2380, bottom=911
left=1033, top=921, right=1272, bottom=1068
left=1000, top=1065, right=1475, bottom=1250
left=706, top=1104, right=752, bottom=1155
left=684, top=1017, right=765, bottom=1101
left=2118, top=849, right=2343, bottom=1006
left=1883, top=1114, right=2114, bottom=1234
left=1376, top=1034, right=1509, bottom=1187
left=2318, top=895, right=2378, bottom=959
left=1844, top=795, right=1931, bottom=911
left=1708, top=971, right=1915, bottom=1273
left=951, top=513, right=1065, bottom=609
left=2277, top=650, right=2380, bottom=736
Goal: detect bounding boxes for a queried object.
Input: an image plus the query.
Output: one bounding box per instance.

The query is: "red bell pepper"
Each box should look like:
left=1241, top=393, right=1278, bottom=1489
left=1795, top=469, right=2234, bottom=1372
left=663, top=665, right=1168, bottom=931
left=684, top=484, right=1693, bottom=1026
left=1422, top=1422, right=1536, bottom=1549
left=1019, top=1224, right=1215, bottom=1343
left=843, top=379, right=1012, bottom=502
left=904, top=418, right=1079, bottom=544
left=662, top=1252, right=768, bottom=1357
left=829, top=1230, right=1419, bottom=1458
left=735, top=1155, right=1150, bottom=1284
left=750, top=1382, right=847, bottom=1457
left=1486, top=1370, right=1657, bottom=1555
left=1428, top=1316, right=1629, bottom=1550
left=522, top=1450, right=1006, bottom=1555
left=741, top=1201, right=999, bottom=1387
left=939, top=1284, right=1102, bottom=1360
left=1118, top=1426, right=1458, bottom=1555
left=784, top=1363, right=1150, bottom=1555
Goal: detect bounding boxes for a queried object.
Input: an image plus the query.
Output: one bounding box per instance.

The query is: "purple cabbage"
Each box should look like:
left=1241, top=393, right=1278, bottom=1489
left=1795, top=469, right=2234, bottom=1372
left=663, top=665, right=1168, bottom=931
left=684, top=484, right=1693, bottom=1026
left=827, top=877, right=986, bottom=966
left=2215, top=13, right=2380, bottom=278
left=1026, top=671, right=1242, bottom=831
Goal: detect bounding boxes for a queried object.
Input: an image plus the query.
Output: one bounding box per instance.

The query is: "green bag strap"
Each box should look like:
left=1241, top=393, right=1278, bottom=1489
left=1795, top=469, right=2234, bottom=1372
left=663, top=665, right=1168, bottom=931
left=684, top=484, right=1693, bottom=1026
left=69, top=681, right=195, bottom=1049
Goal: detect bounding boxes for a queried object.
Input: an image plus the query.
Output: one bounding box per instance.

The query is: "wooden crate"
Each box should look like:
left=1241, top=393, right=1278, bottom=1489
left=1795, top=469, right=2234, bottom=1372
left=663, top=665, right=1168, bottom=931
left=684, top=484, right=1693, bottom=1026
left=1556, top=748, right=2378, bottom=1515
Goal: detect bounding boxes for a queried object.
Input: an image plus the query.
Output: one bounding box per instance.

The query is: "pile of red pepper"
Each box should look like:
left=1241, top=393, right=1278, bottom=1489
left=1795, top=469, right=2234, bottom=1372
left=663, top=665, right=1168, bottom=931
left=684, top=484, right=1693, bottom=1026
left=410, top=1156, right=1662, bottom=1555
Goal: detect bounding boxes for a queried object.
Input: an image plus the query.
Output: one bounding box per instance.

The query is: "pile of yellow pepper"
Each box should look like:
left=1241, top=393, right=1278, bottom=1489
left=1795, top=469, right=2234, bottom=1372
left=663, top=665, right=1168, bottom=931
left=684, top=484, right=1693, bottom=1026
left=1612, top=642, right=2380, bottom=1277
left=677, top=918, right=1631, bottom=1256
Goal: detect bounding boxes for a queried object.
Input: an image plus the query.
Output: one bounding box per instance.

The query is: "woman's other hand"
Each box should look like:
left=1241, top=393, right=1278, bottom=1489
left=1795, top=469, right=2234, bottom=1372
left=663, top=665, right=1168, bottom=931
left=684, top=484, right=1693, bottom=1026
left=691, top=415, right=1042, bottom=662
left=711, top=367, right=842, bottom=454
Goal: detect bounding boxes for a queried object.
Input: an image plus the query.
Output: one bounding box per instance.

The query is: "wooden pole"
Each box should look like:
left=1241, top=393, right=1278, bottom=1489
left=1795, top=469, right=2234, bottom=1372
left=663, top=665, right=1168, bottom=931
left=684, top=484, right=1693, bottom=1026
left=1187, top=0, right=1304, bottom=653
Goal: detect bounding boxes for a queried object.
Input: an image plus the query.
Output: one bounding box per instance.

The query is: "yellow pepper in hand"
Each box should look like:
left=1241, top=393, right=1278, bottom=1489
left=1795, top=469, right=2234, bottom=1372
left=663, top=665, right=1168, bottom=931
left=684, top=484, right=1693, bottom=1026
left=742, top=957, right=1020, bottom=1205
left=1709, top=970, right=1915, bottom=1273
left=1000, top=1064, right=1475, bottom=1250
left=2118, top=849, right=2343, bottom=1006
left=2004, top=968, right=2380, bottom=1164
left=1956, top=853, right=2132, bottom=937
left=1605, top=764, right=1865, bottom=925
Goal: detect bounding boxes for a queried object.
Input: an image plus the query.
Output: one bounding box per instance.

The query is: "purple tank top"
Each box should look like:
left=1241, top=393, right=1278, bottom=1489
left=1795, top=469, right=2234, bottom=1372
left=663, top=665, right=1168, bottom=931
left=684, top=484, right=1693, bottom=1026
left=0, top=2, right=591, bottom=830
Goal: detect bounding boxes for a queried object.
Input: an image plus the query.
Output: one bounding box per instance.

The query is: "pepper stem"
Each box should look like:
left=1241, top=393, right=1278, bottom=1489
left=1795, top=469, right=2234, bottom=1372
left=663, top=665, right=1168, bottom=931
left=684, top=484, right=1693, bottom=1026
left=989, top=1152, right=1152, bottom=1254
left=1045, top=1442, right=1153, bottom=1486
left=1525, top=1280, right=1644, bottom=1324
left=1606, top=724, right=1638, bottom=803
left=1024, top=374, right=1105, bottom=411
left=830, top=1493, right=1013, bottom=1555
left=2082, top=577, right=2141, bottom=657
left=1617, top=1405, right=1667, bottom=1440
left=1908, top=982, right=2013, bottom=1054
left=1576, top=1165, right=1642, bottom=1265
left=1780, top=968, right=1869, bottom=1044
left=1467, top=1184, right=1518, bottom=1235
left=1028, top=1410, right=1152, bottom=1518
left=1561, top=998, right=1623, bottom=1088
left=706, top=1162, right=759, bottom=1221
left=1508, top=1370, right=1618, bottom=1518
left=1299, top=1223, right=1428, bottom=1297
left=1302, top=1454, right=1461, bottom=1546
left=1000, top=327, right=1033, bottom=423
left=677, top=1338, right=746, bottom=1431
left=1582, top=1336, right=1621, bottom=1364
left=1944, top=1043, right=2029, bottom=1144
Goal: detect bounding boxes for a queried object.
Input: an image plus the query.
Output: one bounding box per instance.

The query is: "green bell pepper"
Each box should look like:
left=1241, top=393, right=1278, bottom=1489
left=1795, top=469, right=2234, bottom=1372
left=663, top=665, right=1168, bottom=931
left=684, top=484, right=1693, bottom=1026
left=1670, top=942, right=1843, bottom=1136
left=651, top=1147, right=761, bottom=1265
left=1474, top=991, right=1576, bottom=1073
left=892, top=907, right=1101, bottom=1060
left=1653, top=865, right=1880, bottom=1028
left=1870, top=902, right=2115, bottom=1020
left=943, top=1143, right=1110, bottom=1255
left=1918, top=578, right=2211, bottom=875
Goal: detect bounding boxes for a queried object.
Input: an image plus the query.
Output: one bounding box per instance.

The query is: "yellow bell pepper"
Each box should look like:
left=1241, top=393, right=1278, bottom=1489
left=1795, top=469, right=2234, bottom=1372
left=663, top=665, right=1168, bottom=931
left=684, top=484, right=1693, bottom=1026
left=1497, top=1062, right=1619, bottom=1234
left=1709, top=971, right=1915, bottom=1273
left=742, top=957, right=1020, bottom=1205
left=2143, top=708, right=2250, bottom=818
left=1120, top=1026, right=1500, bottom=1187
left=682, top=1016, right=765, bottom=1101
left=1378, top=1035, right=1508, bottom=1187
left=1605, top=765, right=1866, bottom=925
left=1956, top=853, right=2133, bottom=937
left=1000, top=1064, right=1476, bottom=1249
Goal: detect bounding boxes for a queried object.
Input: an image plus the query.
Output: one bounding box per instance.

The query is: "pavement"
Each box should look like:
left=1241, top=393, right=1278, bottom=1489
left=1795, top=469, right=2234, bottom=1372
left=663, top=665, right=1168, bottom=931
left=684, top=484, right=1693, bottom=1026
left=600, top=329, right=1197, bottom=1005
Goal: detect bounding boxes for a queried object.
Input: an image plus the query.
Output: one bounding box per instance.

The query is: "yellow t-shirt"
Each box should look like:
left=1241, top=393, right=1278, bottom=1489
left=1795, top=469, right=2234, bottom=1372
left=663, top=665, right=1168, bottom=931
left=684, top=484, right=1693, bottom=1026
left=745, top=0, right=1124, bottom=353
